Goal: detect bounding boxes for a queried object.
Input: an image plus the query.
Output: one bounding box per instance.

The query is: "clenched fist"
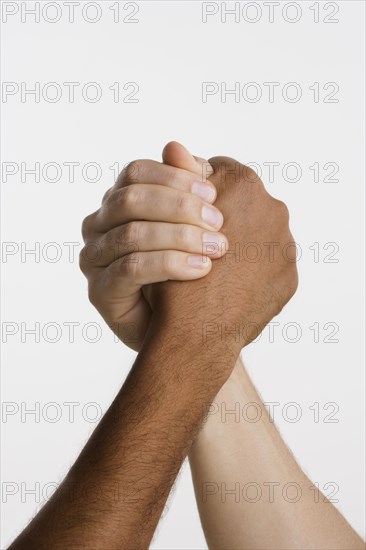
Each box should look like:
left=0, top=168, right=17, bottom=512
left=79, top=155, right=227, bottom=350
left=145, top=152, right=298, bottom=359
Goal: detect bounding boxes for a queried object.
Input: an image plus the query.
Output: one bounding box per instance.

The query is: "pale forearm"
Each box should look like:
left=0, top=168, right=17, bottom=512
left=189, top=357, right=364, bottom=550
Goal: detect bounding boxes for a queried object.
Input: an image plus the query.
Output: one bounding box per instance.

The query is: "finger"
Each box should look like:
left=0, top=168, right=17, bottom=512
left=91, top=184, right=224, bottom=235
left=80, top=221, right=229, bottom=269
left=103, top=159, right=216, bottom=204
left=162, top=141, right=214, bottom=179
left=101, top=250, right=213, bottom=291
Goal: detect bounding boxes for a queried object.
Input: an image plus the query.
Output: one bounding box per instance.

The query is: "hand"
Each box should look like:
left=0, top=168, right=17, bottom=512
left=144, top=152, right=298, bottom=361
left=79, top=156, right=228, bottom=350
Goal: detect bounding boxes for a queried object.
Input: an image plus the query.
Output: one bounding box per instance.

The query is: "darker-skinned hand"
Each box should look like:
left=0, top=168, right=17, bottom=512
left=144, top=156, right=298, bottom=357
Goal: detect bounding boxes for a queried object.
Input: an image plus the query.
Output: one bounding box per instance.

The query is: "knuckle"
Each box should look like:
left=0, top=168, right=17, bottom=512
left=243, top=165, right=261, bottom=184
left=176, top=224, right=193, bottom=245
left=207, top=155, right=235, bottom=173
left=118, top=185, right=141, bottom=210
left=123, top=221, right=141, bottom=245
left=122, top=160, right=142, bottom=184
left=289, top=266, right=299, bottom=295
left=103, top=224, right=141, bottom=262
left=102, top=228, right=114, bottom=250
left=87, top=282, right=99, bottom=306
left=118, top=254, right=140, bottom=279
left=275, top=199, right=290, bottom=221
left=174, top=193, right=190, bottom=215
left=164, top=166, right=181, bottom=188
left=79, top=248, right=87, bottom=273
left=101, top=230, right=119, bottom=262
left=79, top=242, right=101, bottom=269
left=81, top=213, right=95, bottom=241
left=208, top=156, right=241, bottom=183
left=207, top=157, right=262, bottom=194
left=102, top=187, right=113, bottom=204
left=282, top=265, right=299, bottom=303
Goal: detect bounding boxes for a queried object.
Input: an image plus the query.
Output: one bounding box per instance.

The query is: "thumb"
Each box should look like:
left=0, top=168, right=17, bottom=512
left=162, top=141, right=214, bottom=179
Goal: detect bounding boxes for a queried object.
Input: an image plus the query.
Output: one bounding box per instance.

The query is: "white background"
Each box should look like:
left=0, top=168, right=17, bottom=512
left=1, top=1, right=365, bottom=548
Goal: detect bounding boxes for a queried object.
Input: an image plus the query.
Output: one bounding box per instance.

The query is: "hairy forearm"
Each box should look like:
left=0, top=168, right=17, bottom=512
left=189, top=357, right=364, bottom=550
left=9, top=320, right=234, bottom=550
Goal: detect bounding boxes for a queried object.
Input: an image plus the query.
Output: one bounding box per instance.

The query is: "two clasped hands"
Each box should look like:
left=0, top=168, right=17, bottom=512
left=10, top=143, right=363, bottom=549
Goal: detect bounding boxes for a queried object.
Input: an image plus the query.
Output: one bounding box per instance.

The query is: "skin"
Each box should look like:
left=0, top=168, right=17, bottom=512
left=147, top=149, right=298, bottom=358
left=189, top=357, right=365, bottom=550
left=166, top=146, right=364, bottom=550
left=81, top=141, right=298, bottom=356
left=9, top=144, right=297, bottom=549
left=79, top=148, right=226, bottom=350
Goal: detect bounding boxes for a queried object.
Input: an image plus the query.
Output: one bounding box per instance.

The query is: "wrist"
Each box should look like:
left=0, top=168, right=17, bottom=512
left=141, top=311, right=238, bottom=390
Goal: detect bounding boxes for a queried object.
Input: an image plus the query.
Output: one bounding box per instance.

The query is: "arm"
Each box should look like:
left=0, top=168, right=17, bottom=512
left=162, top=144, right=364, bottom=550
left=9, top=318, right=234, bottom=550
left=10, top=151, right=228, bottom=550
left=9, top=145, right=298, bottom=549
left=189, top=357, right=365, bottom=550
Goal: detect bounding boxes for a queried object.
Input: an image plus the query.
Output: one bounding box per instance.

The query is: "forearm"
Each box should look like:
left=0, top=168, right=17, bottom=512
left=189, top=357, right=364, bottom=550
left=9, top=322, right=234, bottom=550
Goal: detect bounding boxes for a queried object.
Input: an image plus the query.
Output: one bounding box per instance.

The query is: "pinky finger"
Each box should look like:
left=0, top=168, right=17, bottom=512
left=104, top=250, right=212, bottom=290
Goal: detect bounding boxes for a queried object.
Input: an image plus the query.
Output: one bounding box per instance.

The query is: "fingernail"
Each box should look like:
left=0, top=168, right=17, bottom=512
left=191, top=181, right=216, bottom=202
left=202, top=232, right=227, bottom=248
left=201, top=205, right=223, bottom=229
left=187, top=255, right=211, bottom=268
